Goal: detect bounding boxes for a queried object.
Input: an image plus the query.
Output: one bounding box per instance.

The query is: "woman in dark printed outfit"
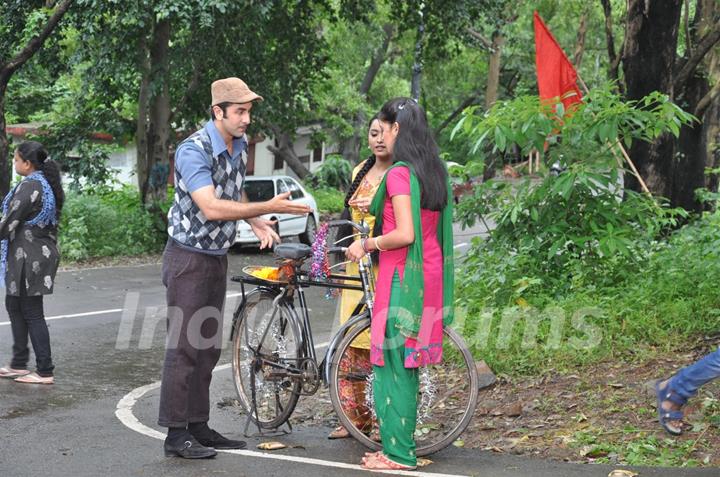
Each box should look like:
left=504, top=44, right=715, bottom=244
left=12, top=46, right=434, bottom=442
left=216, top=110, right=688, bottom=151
left=0, top=141, right=64, bottom=385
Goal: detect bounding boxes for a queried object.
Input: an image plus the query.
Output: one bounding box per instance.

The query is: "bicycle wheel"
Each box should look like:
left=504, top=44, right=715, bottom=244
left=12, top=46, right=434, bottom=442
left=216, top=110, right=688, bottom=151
left=231, top=288, right=302, bottom=429
left=328, top=318, right=478, bottom=456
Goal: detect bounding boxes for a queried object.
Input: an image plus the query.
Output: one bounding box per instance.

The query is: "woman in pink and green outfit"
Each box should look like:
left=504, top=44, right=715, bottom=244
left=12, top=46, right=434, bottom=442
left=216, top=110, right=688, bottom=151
left=346, top=97, right=454, bottom=471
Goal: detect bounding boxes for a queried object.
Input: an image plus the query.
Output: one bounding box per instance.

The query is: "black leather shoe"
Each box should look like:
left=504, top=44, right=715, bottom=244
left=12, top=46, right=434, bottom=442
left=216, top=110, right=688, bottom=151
left=164, top=435, right=217, bottom=459
left=193, top=429, right=247, bottom=450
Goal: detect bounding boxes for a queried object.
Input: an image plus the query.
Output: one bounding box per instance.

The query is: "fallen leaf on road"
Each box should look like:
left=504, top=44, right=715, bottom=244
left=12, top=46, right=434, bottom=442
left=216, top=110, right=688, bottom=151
left=505, top=402, right=523, bottom=417
left=608, top=470, right=638, bottom=477
left=506, top=435, right=529, bottom=448
left=483, top=446, right=505, bottom=453
left=417, top=458, right=433, bottom=467
left=257, top=441, right=287, bottom=450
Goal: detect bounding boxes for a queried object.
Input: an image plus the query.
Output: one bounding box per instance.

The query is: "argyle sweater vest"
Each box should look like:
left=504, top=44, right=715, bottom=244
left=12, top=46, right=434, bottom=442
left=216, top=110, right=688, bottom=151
left=167, top=129, right=245, bottom=251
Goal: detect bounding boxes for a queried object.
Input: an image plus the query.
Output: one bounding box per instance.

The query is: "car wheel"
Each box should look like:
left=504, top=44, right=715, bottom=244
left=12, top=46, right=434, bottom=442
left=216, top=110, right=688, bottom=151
left=299, top=215, right=316, bottom=245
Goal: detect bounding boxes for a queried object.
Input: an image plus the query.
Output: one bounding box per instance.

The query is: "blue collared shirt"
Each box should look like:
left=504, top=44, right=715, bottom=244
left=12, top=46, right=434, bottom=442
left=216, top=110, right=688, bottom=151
left=175, top=121, right=247, bottom=193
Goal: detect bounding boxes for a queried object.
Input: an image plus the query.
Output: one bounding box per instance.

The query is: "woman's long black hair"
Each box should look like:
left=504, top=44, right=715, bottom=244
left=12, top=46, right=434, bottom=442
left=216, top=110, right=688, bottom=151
left=16, top=141, right=65, bottom=220
left=377, top=97, right=448, bottom=211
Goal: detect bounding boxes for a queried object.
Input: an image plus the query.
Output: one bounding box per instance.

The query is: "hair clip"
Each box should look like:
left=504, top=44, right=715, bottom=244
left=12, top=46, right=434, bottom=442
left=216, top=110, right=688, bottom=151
left=398, top=98, right=417, bottom=110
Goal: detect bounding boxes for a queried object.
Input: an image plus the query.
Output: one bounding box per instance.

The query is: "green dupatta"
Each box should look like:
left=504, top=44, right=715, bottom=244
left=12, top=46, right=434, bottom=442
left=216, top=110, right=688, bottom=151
left=368, top=161, right=455, bottom=337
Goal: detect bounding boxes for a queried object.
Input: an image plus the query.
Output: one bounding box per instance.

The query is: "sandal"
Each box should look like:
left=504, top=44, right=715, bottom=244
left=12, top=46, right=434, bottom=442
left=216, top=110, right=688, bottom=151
left=14, top=372, right=54, bottom=385
left=655, top=379, right=685, bottom=435
left=363, top=451, right=382, bottom=458
left=0, top=366, right=30, bottom=378
left=328, top=426, right=350, bottom=439
left=361, top=452, right=416, bottom=471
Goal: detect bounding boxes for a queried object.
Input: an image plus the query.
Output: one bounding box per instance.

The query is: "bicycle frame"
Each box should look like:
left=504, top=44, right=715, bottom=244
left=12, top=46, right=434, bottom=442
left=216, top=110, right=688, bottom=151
left=229, top=219, right=376, bottom=389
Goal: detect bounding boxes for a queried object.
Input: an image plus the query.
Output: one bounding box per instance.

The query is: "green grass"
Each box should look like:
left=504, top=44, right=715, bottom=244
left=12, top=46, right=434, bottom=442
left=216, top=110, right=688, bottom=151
left=456, top=210, right=720, bottom=375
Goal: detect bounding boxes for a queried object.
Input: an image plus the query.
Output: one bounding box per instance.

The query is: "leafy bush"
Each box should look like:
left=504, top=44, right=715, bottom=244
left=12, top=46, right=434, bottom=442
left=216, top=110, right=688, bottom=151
left=457, top=169, right=687, bottom=305
left=450, top=87, right=708, bottom=374
left=306, top=185, right=345, bottom=214
left=59, top=186, right=169, bottom=261
left=307, top=154, right=352, bottom=191
left=454, top=209, right=720, bottom=375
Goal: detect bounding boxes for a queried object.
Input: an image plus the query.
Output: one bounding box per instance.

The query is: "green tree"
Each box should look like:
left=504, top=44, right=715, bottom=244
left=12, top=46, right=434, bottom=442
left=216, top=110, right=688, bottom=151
left=606, top=0, right=720, bottom=211
left=57, top=0, right=331, bottom=201
left=0, top=0, right=73, bottom=196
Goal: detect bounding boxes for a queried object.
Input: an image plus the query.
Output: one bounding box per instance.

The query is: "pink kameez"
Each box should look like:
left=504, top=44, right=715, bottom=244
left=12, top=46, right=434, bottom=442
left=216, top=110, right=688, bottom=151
left=370, top=166, right=445, bottom=368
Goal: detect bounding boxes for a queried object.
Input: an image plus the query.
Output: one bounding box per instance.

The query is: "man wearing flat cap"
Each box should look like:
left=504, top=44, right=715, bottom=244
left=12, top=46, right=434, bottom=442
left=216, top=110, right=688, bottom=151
left=159, top=77, right=311, bottom=459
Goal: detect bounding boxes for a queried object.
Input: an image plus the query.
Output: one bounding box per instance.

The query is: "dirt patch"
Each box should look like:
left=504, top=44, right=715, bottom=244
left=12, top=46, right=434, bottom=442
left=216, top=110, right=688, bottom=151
left=225, top=342, right=720, bottom=468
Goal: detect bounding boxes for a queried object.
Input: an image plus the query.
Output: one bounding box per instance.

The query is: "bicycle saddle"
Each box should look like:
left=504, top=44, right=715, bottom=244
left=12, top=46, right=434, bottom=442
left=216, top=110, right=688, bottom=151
left=274, top=243, right=312, bottom=260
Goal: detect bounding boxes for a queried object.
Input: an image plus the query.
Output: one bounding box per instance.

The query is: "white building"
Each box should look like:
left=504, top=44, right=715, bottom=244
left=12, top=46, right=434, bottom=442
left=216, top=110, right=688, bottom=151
left=249, top=125, right=330, bottom=178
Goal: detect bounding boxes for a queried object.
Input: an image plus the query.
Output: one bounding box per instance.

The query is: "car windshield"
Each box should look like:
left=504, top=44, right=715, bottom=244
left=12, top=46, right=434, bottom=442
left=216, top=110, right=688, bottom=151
left=243, top=180, right=274, bottom=202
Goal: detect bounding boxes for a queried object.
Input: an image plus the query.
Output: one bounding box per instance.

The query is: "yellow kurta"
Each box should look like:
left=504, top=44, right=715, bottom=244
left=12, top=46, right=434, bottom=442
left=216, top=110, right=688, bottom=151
left=339, top=161, right=381, bottom=349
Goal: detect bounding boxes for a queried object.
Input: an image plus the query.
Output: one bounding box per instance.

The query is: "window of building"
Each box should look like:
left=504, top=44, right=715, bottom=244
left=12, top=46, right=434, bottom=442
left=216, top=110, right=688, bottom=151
left=312, top=146, right=323, bottom=163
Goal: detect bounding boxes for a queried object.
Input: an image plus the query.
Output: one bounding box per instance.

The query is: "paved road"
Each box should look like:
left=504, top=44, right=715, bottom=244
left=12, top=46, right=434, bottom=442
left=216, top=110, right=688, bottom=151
left=0, top=230, right=716, bottom=477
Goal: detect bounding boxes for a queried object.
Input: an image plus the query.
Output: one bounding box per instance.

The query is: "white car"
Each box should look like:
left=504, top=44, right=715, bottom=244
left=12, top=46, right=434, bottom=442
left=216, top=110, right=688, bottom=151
left=235, top=175, right=319, bottom=246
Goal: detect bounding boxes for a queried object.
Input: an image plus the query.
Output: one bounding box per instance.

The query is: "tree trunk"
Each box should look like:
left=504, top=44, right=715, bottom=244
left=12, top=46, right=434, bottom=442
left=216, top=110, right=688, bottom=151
left=677, top=0, right=720, bottom=210
left=702, top=38, right=720, bottom=197
left=410, top=5, right=425, bottom=101
left=600, top=0, right=623, bottom=91
left=484, top=31, right=503, bottom=110
left=573, top=10, right=588, bottom=68
left=136, top=17, right=171, bottom=206
left=0, top=81, right=9, bottom=198
left=673, top=73, right=709, bottom=211
left=621, top=0, right=683, bottom=199
left=268, top=129, right=310, bottom=180
left=340, top=24, right=393, bottom=166
left=135, top=33, right=151, bottom=196
left=0, top=0, right=73, bottom=197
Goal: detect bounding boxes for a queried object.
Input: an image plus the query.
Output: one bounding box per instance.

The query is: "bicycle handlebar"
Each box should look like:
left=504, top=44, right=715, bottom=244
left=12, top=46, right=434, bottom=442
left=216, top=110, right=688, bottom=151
left=327, top=246, right=347, bottom=255
left=326, top=219, right=369, bottom=235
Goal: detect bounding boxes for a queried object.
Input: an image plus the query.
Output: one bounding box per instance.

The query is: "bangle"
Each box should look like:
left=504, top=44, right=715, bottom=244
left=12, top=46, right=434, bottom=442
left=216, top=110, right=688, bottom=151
left=361, top=238, right=370, bottom=253
left=375, top=235, right=387, bottom=252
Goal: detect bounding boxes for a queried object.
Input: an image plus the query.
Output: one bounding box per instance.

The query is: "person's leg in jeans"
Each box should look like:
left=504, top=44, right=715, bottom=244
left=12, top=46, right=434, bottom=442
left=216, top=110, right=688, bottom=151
left=657, top=348, right=720, bottom=434
left=20, top=294, right=54, bottom=377
left=672, top=348, right=720, bottom=399
left=5, top=294, right=30, bottom=371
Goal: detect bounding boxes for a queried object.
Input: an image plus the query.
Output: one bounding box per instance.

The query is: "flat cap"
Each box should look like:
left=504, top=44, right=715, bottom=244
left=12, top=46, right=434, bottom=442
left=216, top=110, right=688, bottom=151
left=211, top=77, right=263, bottom=105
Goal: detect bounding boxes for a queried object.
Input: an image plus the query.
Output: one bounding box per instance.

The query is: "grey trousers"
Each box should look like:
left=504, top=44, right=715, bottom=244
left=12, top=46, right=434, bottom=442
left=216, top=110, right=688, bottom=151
left=158, top=240, right=228, bottom=428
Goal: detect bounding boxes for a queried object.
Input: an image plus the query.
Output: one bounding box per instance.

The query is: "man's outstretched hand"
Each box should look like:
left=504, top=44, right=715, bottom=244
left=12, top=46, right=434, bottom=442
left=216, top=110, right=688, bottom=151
left=267, top=192, right=312, bottom=215
left=248, top=218, right=280, bottom=249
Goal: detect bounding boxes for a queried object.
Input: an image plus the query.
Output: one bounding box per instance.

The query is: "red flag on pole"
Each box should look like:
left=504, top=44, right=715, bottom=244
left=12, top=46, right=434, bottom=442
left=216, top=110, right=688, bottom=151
left=533, top=11, right=582, bottom=111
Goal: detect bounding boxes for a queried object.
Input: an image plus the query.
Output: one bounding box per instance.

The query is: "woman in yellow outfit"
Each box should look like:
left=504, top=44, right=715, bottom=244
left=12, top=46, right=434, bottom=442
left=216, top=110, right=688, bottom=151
left=329, top=116, right=393, bottom=439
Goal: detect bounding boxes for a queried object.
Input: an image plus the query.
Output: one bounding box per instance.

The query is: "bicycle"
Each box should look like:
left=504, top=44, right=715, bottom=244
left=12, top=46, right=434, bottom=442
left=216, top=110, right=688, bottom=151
left=229, top=220, right=478, bottom=456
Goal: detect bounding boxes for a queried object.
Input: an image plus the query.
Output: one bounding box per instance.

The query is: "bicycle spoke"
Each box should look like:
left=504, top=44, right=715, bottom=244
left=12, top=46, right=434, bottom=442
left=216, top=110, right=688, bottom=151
left=330, top=320, right=478, bottom=456
left=232, top=290, right=302, bottom=429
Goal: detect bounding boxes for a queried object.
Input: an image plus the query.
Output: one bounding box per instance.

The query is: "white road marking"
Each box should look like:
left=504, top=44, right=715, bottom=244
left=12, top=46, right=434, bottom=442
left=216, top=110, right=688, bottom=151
left=0, top=308, right=123, bottom=326
left=0, top=291, right=245, bottom=326
left=453, top=243, right=468, bottom=250
left=115, top=344, right=469, bottom=477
